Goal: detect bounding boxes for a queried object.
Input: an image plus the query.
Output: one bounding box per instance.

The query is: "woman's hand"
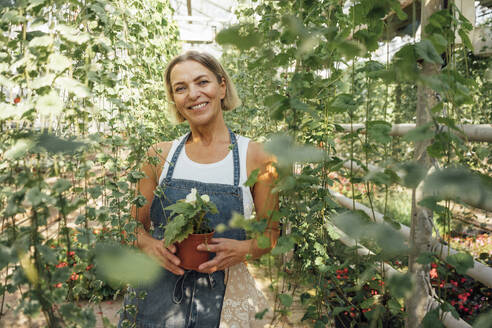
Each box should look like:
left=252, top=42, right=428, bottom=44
left=137, top=229, right=184, bottom=275
left=196, top=238, right=250, bottom=273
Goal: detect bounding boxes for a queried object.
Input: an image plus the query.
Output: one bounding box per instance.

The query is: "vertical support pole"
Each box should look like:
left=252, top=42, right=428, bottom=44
left=406, top=1, right=442, bottom=327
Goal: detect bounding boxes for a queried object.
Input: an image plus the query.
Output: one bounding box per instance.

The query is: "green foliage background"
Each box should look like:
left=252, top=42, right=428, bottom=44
left=0, top=0, right=491, bottom=327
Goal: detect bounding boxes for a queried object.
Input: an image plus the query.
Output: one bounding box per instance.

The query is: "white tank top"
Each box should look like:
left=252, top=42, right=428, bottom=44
left=158, top=134, right=255, bottom=219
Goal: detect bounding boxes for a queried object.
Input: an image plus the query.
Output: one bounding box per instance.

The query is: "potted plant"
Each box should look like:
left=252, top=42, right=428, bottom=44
left=163, top=188, right=218, bottom=271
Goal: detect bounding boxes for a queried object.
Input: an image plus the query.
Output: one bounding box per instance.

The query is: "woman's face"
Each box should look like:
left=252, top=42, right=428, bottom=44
left=170, top=60, right=226, bottom=126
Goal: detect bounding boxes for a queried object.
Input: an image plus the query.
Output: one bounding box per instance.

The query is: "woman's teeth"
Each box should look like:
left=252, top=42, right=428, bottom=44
left=190, top=103, right=207, bottom=110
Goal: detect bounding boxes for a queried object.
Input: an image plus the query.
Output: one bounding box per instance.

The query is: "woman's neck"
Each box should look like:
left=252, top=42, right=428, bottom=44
left=187, top=117, right=229, bottom=147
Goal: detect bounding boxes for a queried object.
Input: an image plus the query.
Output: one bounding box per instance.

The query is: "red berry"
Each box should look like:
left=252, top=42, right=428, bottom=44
left=14, top=97, right=20, bottom=104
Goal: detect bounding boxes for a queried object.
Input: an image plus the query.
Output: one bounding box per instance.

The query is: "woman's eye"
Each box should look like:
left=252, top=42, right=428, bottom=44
left=199, top=80, right=209, bottom=86
left=175, top=86, right=185, bottom=92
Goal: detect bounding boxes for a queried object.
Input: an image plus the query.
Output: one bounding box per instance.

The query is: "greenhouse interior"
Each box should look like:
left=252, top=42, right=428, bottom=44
left=0, top=0, right=491, bottom=327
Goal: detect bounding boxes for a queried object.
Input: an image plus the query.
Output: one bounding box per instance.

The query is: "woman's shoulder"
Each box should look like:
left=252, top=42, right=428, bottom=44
left=246, top=140, right=276, bottom=173
left=143, top=141, right=174, bottom=183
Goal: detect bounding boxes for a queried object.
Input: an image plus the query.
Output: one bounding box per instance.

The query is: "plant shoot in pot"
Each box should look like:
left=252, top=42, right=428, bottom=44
left=163, top=188, right=218, bottom=270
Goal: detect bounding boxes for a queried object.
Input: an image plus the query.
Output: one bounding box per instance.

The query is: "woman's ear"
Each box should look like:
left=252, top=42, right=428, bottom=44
left=220, top=78, right=226, bottom=100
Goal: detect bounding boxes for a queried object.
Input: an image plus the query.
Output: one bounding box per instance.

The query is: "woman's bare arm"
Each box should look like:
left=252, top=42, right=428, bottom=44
left=133, top=142, right=185, bottom=275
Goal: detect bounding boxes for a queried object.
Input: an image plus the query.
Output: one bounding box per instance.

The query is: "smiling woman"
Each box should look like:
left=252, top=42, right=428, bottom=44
left=118, top=51, right=279, bottom=328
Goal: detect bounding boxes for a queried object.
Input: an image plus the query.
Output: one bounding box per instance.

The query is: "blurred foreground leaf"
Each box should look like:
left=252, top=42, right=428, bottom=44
left=386, top=272, right=413, bottom=299
left=445, top=252, right=474, bottom=275
left=423, top=167, right=492, bottom=211
left=332, top=211, right=408, bottom=256
left=216, top=24, right=262, bottom=51
left=265, top=134, right=325, bottom=168
left=95, top=242, right=161, bottom=288
left=474, top=309, right=492, bottom=328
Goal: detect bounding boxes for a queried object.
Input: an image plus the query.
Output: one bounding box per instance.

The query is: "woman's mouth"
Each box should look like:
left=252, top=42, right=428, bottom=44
left=188, top=102, right=208, bottom=111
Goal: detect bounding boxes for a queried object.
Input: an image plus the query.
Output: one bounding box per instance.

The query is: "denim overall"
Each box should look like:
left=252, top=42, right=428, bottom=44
left=119, top=129, right=247, bottom=328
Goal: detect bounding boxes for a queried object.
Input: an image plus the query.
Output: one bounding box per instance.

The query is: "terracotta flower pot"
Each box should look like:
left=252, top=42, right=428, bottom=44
left=176, top=231, right=215, bottom=271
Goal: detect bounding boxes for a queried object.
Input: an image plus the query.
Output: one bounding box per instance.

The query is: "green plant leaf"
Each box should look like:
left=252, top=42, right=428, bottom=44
left=257, top=235, right=270, bottom=249
left=474, top=309, right=492, bottom=328
left=278, top=293, right=293, bottom=307
left=4, top=138, right=35, bottom=160
left=271, top=235, right=295, bottom=255
left=163, top=214, right=193, bottom=246
left=446, top=252, right=474, bottom=275
left=55, top=77, right=90, bottom=98
left=216, top=24, right=262, bottom=51
left=36, top=132, right=86, bottom=154
left=96, top=242, right=161, bottom=288
left=36, top=90, right=64, bottom=117
left=31, top=74, right=56, bottom=89
left=387, top=272, right=413, bottom=299
left=264, top=134, right=325, bottom=168
left=244, top=168, right=260, bottom=187
left=403, top=123, right=434, bottom=142
left=56, top=24, right=90, bottom=44
left=415, top=39, right=444, bottom=64
left=366, top=120, right=392, bottom=144
left=329, top=93, right=356, bottom=113
left=47, top=53, right=71, bottom=72
left=422, top=308, right=445, bottom=328
left=28, top=35, right=52, bottom=48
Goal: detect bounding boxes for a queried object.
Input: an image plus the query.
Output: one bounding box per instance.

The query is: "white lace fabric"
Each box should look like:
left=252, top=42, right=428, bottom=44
left=219, top=263, right=273, bottom=328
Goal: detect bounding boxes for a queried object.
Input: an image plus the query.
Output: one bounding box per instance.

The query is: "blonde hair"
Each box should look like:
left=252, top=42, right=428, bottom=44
left=164, top=51, right=241, bottom=123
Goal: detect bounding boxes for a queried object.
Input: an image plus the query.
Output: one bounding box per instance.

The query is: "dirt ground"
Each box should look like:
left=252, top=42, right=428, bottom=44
left=0, top=263, right=310, bottom=328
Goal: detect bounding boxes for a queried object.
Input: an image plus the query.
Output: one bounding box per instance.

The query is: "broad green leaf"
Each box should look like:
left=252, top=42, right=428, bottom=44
left=31, top=74, right=56, bottom=89
left=26, top=187, right=49, bottom=207
left=4, top=138, right=34, bottom=160
left=59, top=304, right=96, bottom=328
left=0, top=244, right=12, bottom=270
left=257, top=235, right=270, bottom=249
left=474, top=309, right=492, bottom=328
left=337, top=40, right=364, bottom=59
left=423, top=167, right=492, bottom=210
left=390, top=0, right=408, bottom=20
left=244, top=168, right=260, bottom=187
left=366, top=120, right=392, bottom=144
left=388, top=299, right=403, bottom=315
left=56, top=24, right=90, bottom=44
left=163, top=214, right=193, bottom=246
left=77, top=227, right=96, bottom=245
left=332, top=211, right=407, bottom=255
left=38, top=245, right=57, bottom=265
left=36, top=132, right=86, bottom=154
left=446, top=252, right=474, bottom=275
left=216, top=24, right=262, bottom=51
left=398, top=162, right=428, bottom=188
left=52, top=178, right=71, bottom=193
left=36, top=90, right=64, bottom=117
left=255, top=308, right=268, bottom=320
left=96, top=243, right=161, bottom=287
left=271, top=235, right=295, bottom=255
left=403, top=123, right=434, bottom=142
left=415, top=39, right=444, bottom=64
left=28, top=35, right=52, bottom=48
left=264, top=134, right=325, bottom=168
left=47, top=53, right=71, bottom=72
left=416, top=252, right=435, bottom=265
left=387, top=272, right=413, bottom=299
left=278, top=293, right=293, bottom=307
left=55, top=77, right=90, bottom=98
left=329, top=93, right=356, bottom=113
left=422, top=308, right=445, bottom=328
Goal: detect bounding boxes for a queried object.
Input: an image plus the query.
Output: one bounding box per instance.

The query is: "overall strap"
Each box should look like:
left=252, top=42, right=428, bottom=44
left=229, top=128, right=240, bottom=187
left=165, top=128, right=240, bottom=187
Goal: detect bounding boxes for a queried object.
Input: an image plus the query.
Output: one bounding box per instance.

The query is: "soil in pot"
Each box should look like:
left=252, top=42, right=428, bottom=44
left=177, top=231, right=215, bottom=271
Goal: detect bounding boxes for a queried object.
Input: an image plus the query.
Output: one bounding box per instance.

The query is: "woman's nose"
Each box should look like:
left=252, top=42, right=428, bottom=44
left=188, top=85, right=200, bottom=99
